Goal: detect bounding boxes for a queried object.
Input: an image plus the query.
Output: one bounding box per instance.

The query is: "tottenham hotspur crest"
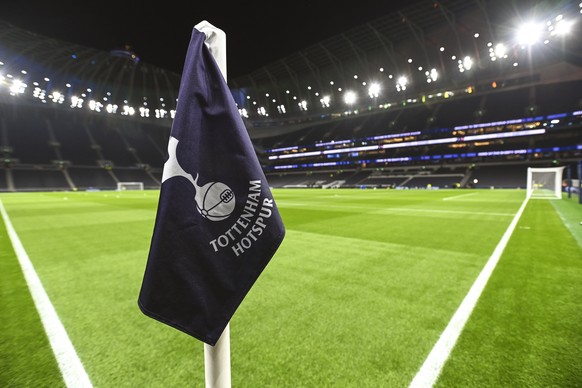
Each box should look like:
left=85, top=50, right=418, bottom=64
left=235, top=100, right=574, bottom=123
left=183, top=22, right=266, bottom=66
left=162, top=136, right=235, bottom=221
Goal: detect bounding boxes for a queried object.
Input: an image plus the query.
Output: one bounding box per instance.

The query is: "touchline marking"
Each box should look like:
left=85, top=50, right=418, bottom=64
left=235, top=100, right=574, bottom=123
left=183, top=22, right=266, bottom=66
left=408, top=195, right=529, bottom=388
left=0, top=200, right=93, bottom=388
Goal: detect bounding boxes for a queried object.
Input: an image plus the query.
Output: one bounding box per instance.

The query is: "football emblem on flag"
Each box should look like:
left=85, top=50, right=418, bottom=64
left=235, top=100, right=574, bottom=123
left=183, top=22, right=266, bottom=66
left=193, top=174, right=235, bottom=221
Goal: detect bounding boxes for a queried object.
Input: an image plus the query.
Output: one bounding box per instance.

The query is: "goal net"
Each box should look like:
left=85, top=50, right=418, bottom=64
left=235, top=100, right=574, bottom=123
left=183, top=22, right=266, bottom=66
left=117, top=181, right=144, bottom=191
left=526, top=166, right=565, bottom=199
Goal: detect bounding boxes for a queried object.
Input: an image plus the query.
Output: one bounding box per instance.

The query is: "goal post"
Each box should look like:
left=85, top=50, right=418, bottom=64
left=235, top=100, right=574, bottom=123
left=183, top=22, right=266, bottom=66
left=117, top=181, right=144, bottom=191
left=526, top=166, right=565, bottom=199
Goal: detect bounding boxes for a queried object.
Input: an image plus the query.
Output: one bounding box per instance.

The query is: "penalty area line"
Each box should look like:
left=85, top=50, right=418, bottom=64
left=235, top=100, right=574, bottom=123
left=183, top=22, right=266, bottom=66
left=0, top=200, right=93, bottom=388
left=409, top=195, right=530, bottom=388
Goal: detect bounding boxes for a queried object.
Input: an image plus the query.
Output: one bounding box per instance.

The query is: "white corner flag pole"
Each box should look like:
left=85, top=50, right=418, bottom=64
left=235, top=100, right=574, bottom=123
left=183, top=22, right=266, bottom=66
left=194, top=20, right=231, bottom=388
left=204, top=323, right=231, bottom=388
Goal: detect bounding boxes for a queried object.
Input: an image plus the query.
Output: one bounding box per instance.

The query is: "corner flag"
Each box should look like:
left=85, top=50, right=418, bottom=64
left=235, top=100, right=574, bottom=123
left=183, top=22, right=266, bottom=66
left=138, top=25, right=285, bottom=346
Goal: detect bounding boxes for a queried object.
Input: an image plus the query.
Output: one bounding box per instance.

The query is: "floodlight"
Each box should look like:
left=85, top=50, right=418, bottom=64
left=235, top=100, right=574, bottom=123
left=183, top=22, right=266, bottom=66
left=343, top=90, right=357, bottom=105
left=368, top=83, right=380, bottom=98
left=494, top=43, right=507, bottom=58
left=396, top=76, right=408, bottom=91
left=429, top=68, right=438, bottom=82
left=463, top=56, right=473, bottom=70
left=516, top=22, right=542, bottom=46
left=10, top=79, right=26, bottom=94
left=553, top=19, right=573, bottom=36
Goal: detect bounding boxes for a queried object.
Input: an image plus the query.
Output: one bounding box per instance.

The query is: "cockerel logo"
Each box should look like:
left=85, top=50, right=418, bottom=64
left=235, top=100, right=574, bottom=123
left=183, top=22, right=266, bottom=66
left=162, top=136, right=235, bottom=221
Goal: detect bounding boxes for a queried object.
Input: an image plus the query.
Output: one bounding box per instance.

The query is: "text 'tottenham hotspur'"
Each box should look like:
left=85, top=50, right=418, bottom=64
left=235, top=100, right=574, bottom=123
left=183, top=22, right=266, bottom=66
left=209, top=180, right=274, bottom=257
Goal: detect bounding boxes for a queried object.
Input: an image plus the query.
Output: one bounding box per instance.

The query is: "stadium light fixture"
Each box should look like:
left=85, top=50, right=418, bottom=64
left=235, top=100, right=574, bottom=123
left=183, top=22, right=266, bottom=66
left=428, top=69, right=438, bottom=83
left=464, top=56, right=473, bottom=70
left=70, top=95, right=83, bottom=108
left=396, top=76, right=408, bottom=92
left=33, top=87, right=46, bottom=101
left=368, top=83, right=380, bottom=98
left=10, top=79, right=26, bottom=95
left=516, top=22, right=543, bottom=46
left=121, top=105, right=134, bottom=116
left=50, top=91, right=65, bottom=104
left=457, top=56, right=473, bottom=72
left=343, top=90, right=357, bottom=105
left=492, top=43, right=507, bottom=60
left=552, top=18, right=573, bottom=36
left=89, top=100, right=100, bottom=112
left=155, top=108, right=167, bottom=119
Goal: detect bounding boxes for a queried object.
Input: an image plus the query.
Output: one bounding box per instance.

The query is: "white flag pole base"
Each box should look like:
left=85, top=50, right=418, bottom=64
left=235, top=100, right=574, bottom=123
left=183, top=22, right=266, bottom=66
left=204, top=323, right=231, bottom=388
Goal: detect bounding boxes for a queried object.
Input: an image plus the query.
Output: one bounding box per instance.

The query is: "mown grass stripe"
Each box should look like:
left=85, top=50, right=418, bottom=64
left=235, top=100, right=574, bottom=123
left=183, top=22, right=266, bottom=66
left=409, top=195, right=529, bottom=387
left=0, top=200, right=93, bottom=388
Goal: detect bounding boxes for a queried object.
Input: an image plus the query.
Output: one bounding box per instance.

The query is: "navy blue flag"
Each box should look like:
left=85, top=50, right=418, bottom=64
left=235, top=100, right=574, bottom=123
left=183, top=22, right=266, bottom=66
left=138, top=26, right=285, bottom=346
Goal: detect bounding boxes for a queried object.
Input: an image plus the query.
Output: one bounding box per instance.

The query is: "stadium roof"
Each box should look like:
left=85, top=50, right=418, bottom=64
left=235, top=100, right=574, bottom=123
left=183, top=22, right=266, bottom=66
left=229, top=0, right=581, bottom=105
left=1, top=0, right=580, bottom=121
left=0, top=19, right=181, bottom=115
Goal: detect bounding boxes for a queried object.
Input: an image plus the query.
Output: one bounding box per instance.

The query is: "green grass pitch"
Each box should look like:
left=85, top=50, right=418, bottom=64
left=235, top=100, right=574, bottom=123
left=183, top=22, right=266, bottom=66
left=1, top=188, right=581, bottom=387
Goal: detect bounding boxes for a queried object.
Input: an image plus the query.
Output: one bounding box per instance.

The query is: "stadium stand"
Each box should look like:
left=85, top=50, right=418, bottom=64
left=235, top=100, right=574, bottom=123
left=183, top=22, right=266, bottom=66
left=0, top=0, right=581, bottom=191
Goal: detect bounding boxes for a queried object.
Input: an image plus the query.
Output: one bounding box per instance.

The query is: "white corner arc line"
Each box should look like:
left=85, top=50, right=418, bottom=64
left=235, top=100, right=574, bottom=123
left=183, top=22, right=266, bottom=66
left=0, top=200, right=93, bottom=388
left=409, top=195, right=530, bottom=388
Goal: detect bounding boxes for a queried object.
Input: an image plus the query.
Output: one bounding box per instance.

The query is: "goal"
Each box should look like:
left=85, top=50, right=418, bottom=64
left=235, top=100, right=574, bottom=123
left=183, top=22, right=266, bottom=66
left=526, top=166, right=565, bottom=199
left=117, top=181, right=144, bottom=191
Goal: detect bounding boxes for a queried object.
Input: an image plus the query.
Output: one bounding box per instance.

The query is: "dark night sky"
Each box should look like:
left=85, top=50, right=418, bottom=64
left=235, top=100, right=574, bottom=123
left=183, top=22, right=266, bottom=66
left=2, top=0, right=424, bottom=79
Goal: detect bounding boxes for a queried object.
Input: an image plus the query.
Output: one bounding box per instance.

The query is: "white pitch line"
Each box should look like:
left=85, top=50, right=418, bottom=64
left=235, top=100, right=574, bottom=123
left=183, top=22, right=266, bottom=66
left=442, top=193, right=478, bottom=201
left=408, top=195, right=529, bottom=388
left=0, top=200, right=93, bottom=388
left=276, top=201, right=514, bottom=217
left=384, top=208, right=514, bottom=217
